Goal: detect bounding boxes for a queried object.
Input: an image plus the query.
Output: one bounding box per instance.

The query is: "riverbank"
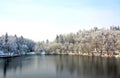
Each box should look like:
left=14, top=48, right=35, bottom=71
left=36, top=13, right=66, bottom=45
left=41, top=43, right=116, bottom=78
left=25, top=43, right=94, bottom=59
left=0, top=52, right=37, bottom=58
left=0, top=55, right=20, bottom=58
left=67, top=52, right=120, bottom=58
left=1, top=52, right=120, bottom=58
left=48, top=52, right=120, bottom=58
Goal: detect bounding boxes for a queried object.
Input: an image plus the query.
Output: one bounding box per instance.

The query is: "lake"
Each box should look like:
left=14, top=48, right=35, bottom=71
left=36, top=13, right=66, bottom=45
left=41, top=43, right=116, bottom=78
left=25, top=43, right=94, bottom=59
left=0, top=55, right=120, bottom=78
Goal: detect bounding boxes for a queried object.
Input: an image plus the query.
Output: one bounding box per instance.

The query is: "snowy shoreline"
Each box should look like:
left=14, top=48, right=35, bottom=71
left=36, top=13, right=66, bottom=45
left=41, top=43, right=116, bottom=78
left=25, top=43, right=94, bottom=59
left=1, top=51, right=120, bottom=58
left=0, top=51, right=46, bottom=58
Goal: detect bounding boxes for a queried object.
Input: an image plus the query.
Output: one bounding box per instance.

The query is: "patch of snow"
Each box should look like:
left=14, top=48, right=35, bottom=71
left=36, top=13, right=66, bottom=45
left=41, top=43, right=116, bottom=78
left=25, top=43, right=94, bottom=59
left=40, top=51, right=46, bottom=55
left=0, top=51, right=5, bottom=56
left=27, top=52, right=36, bottom=55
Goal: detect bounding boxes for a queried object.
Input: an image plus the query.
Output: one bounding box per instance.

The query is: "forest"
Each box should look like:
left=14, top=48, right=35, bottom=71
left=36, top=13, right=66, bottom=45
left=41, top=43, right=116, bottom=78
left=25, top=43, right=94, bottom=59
left=38, top=26, right=120, bottom=56
left=0, top=33, right=35, bottom=56
left=1, top=26, right=120, bottom=57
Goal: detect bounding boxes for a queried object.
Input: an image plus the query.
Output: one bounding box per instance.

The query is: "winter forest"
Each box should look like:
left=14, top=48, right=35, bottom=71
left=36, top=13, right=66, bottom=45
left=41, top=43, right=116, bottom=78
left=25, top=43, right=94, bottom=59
left=0, top=33, right=35, bottom=56
left=1, top=26, right=120, bottom=57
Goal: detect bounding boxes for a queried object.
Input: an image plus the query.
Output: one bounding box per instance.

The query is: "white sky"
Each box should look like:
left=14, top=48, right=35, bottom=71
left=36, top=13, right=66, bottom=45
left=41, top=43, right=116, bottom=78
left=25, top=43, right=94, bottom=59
left=0, top=0, right=120, bottom=41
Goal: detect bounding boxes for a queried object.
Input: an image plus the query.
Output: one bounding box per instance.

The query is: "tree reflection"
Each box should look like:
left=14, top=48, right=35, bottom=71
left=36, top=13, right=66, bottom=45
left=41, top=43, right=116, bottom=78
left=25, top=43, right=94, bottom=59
left=3, top=59, right=10, bottom=78
left=0, top=55, right=120, bottom=78
left=55, top=55, right=120, bottom=78
left=0, top=57, right=23, bottom=78
left=0, top=56, right=33, bottom=78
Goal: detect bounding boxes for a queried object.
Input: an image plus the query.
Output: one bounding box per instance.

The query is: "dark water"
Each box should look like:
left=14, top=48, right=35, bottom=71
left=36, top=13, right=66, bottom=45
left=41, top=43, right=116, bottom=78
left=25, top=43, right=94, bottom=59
left=0, top=55, right=120, bottom=78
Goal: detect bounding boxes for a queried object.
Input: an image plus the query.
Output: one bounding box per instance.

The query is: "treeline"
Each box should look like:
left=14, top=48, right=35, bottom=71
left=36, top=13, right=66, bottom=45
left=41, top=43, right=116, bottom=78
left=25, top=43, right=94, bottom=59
left=0, top=33, right=35, bottom=55
left=1, top=26, right=120, bottom=56
left=37, top=26, right=120, bottom=56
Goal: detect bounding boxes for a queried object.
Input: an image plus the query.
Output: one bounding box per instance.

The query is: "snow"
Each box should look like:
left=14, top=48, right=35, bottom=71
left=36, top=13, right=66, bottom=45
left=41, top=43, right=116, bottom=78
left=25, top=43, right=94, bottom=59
left=40, top=51, right=46, bottom=55
left=27, top=52, right=36, bottom=55
left=0, top=51, right=5, bottom=55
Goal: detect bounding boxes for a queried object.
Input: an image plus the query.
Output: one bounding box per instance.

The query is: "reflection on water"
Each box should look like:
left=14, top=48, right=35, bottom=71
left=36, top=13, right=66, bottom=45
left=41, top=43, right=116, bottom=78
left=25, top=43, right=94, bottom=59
left=0, top=55, right=120, bottom=78
left=0, top=56, right=33, bottom=78
left=55, top=56, right=120, bottom=78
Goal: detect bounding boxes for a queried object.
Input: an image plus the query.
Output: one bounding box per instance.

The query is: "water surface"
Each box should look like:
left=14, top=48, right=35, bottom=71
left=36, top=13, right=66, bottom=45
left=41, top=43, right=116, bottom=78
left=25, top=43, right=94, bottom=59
left=0, top=55, right=120, bottom=78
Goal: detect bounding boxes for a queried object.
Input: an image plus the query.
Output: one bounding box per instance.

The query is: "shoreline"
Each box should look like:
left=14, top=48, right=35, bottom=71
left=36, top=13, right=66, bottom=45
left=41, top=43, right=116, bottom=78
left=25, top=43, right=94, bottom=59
left=0, top=52, right=120, bottom=58
left=67, top=53, right=120, bottom=58
left=50, top=52, right=120, bottom=58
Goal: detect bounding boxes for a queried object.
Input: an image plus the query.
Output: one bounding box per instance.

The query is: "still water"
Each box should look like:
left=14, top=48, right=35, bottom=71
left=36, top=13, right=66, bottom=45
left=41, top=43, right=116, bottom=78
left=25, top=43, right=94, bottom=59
left=0, top=55, right=120, bottom=78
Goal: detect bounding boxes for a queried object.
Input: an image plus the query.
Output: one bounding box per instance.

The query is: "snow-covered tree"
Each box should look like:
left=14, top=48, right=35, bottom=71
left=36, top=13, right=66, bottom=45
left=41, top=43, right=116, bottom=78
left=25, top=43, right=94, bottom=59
left=0, top=34, right=35, bottom=56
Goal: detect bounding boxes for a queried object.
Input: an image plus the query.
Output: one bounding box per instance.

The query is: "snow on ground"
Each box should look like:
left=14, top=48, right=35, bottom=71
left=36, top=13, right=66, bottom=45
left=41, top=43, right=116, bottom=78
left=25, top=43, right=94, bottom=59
left=0, top=51, right=5, bottom=56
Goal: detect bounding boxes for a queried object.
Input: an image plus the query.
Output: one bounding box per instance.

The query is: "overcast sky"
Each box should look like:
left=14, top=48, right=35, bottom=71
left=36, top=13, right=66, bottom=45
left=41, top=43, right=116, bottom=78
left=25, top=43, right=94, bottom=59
left=0, top=0, right=120, bottom=41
